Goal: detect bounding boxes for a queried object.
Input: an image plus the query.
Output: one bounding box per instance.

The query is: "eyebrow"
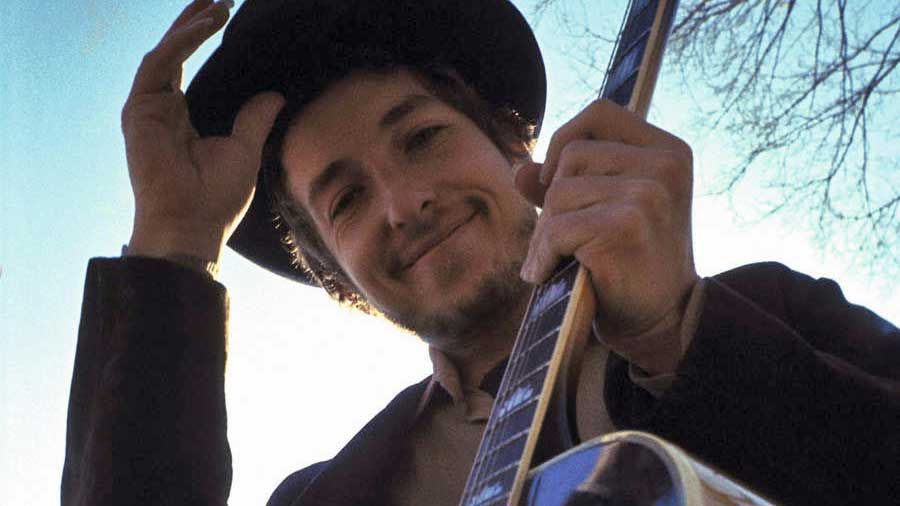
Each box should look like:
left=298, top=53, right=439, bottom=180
left=307, top=94, right=437, bottom=207
left=378, top=94, right=435, bottom=130
left=308, top=159, right=354, bottom=211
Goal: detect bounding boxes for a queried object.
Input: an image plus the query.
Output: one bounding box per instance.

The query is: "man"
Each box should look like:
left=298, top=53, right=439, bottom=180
left=62, top=0, right=900, bottom=505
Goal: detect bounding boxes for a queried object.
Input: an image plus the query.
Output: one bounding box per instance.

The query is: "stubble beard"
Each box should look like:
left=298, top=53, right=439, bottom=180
left=379, top=204, right=537, bottom=346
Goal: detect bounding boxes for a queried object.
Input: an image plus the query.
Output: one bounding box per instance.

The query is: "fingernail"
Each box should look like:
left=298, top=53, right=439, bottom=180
left=520, top=260, right=534, bottom=283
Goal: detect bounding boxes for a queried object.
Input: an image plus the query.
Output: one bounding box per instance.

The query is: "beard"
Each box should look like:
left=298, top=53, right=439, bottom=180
left=377, top=202, right=537, bottom=345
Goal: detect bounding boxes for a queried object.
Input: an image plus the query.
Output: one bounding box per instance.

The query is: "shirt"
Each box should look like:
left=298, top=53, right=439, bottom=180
left=387, top=279, right=707, bottom=505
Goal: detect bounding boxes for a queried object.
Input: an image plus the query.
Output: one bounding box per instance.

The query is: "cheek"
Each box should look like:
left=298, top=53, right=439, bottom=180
left=329, top=226, right=385, bottom=297
left=455, top=140, right=516, bottom=186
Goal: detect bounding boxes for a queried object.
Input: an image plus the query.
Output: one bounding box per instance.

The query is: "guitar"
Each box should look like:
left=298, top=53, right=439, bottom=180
left=458, top=1, right=776, bottom=505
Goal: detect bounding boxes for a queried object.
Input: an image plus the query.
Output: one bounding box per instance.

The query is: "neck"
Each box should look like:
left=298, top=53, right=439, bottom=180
left=429, top=287, right=531, bottom=391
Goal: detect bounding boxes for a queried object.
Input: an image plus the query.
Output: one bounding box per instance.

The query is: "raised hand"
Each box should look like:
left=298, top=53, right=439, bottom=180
left=122, top=0, right=284, bottom=262
left=516, top=100, right=698, bottom=372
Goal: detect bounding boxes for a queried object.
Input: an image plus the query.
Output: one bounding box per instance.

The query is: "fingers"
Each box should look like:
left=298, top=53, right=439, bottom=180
left=521, top=173, right=674, bottom=284
left=515, top=139, right=655, bottom=208
left=555, top=139, right=692, bottom=200
left=163, top=0, right=216, bottom=90
left=163, top=0, right=215, bottom=39
left=231, top=91, right=286, bottom=157
left=130, top=0, right=233, bottom=98
left=514, top=161, right=546, bottom=206
left=540, top=99, right=685, bottom=184
left=541, top=176, right=668, bottom=218
left=521, top=203, right=645, bottom=284
left=517, top=138, right=691, bottom=211
left=552, top=139, right=630, bottom=180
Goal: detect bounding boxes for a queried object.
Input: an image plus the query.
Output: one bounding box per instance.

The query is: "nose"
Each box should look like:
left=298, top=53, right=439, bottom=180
left=385, top=186, right=436, bottom=230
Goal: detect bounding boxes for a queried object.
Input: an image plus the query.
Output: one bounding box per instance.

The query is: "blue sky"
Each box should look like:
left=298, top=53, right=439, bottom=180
left=2, top=1, right=897, bottom=505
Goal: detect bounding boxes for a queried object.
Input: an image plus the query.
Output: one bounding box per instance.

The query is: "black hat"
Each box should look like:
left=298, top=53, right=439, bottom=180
left=186, top=0, right=546, bottom=284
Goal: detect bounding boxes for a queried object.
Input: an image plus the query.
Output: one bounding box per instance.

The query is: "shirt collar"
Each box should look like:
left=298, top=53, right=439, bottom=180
left=414, top=347, right=507, bottom=422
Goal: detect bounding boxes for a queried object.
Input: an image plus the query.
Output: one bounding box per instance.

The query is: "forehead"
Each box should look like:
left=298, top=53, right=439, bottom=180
left=300, top=69, right=431, bottom=132
left=280, top=70, right=437, bottom=200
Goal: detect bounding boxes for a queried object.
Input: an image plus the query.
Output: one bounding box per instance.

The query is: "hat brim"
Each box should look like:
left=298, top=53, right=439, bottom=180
left=186, top=0, right=546, bottom=285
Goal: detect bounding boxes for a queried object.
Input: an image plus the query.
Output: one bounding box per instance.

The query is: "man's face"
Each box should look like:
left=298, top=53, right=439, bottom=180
left=281, top=70, right=536, bottom=342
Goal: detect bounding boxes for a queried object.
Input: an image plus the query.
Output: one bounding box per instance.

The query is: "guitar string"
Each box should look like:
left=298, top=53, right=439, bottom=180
left=466, top=260, right=579, bottom=503
left=464, top=276, right=551, bottom=503
left=466, top=0, right=654, bottom=494
left=465, top=13, right=654, bottom=495
left=488, top=261, right=579, bottom=499
left=465, top=286, right=543, bottom=503
left=489, top=261, right=578, bottom=496
left=473, top=283, right=547, bottom=503
left=463, top=0, right=666, bottom=502
left=462, top=282, right=547, bottom=504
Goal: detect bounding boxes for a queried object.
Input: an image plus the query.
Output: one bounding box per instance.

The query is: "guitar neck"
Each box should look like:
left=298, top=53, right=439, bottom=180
left=603, top=0, right=679, bottom=118
left=459, top=260, right=593, bottom=506
left=459, top=2, right=680, bottom=505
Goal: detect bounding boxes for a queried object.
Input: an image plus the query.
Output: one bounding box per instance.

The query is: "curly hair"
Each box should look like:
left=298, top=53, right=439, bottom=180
left=265, top=65, right=535, bottom=312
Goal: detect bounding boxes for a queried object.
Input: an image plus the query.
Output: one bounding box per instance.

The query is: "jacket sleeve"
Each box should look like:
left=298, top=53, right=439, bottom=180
left=266, top=461, right=329, bottom=506
left=605, top=262, right=900, bottom=505
left=62, top=257, right=231, bottom=506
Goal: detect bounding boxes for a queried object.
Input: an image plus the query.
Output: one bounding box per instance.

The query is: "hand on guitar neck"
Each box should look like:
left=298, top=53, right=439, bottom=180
left=515, top=99, right=698, bottom=376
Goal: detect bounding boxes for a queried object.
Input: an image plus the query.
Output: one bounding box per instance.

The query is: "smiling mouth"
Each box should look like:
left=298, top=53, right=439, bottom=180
left=401, top=212, right=477, bottom=272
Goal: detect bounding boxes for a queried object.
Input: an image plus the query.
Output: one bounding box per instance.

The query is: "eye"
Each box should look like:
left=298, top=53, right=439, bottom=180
left=329, top=186, right=362, bottom=221
left=404, top=125, right=446, bottom=153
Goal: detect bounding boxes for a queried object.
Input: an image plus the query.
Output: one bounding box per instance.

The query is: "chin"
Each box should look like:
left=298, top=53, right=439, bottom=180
left=382, top=251, right=530, bottom=341
left=379, top=202, right=536, bottom=340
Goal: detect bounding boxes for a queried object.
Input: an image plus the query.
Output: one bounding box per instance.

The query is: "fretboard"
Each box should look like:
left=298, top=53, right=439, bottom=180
left=458, top=1, right=680, bottom=505
left=603, top=0, right=679, bottom=112
left=459, top=259, right=582, bottom=506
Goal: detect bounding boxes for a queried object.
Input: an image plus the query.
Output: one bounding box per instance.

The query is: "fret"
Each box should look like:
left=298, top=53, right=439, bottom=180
left=522, top=331, right=557, bottom=374
left=619, top=0, right=656, bottom=51
left=506, top=317, right=562, bottom=374
left=607, top=0, right=680, bottom=116
left=527, top=276, right=569, bottom=322
left=526, top=313, right=563, bottom=350
left=506, top=360, right=549, bottom=393
left=608, top=72, right=639, bottom=108
left=460, top=0, right=680, bottom=503
left=492, top=396, right=538, bottom=443
left=525, top=258, right=579, bottom=315
left=466, top=482, right=510, bottom=506
left=520, top=296, right=568, bottom=351
left=547, top=257, right=581, bottom=286
left=473, top=462, right=520, bottom=496
left=466, top=461, right=518, bottom=505
left=462, top=259, right=582, bottom=505
left=468, top=490, right=510, bottom=506
left=496, top=379, right=541, bottom=418
left=603, top=36, right=648, bottom=102
left=482, top=494, right=511, bottom=506
left=483, top=430, right=528, bottom=470
left=555, top=256, right=582, bottom=276
left=601, top=0, right=665, bottom=107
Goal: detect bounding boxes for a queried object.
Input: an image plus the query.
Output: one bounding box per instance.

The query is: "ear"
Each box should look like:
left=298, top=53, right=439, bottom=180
left=514, top=160, right=546, bottom=207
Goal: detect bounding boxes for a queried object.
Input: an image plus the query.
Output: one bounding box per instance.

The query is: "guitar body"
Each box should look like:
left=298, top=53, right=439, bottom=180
left=522, top=432, right=773, bottom=506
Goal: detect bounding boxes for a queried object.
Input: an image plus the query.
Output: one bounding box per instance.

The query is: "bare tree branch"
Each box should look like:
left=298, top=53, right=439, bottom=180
left=532, top=0, right=900, bottom=277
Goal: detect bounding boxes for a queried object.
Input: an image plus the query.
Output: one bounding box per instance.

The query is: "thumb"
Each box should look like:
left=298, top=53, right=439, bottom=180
left=232, top=91, right=286, bottom=154
left=514, top=161, right=548, bottom=207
